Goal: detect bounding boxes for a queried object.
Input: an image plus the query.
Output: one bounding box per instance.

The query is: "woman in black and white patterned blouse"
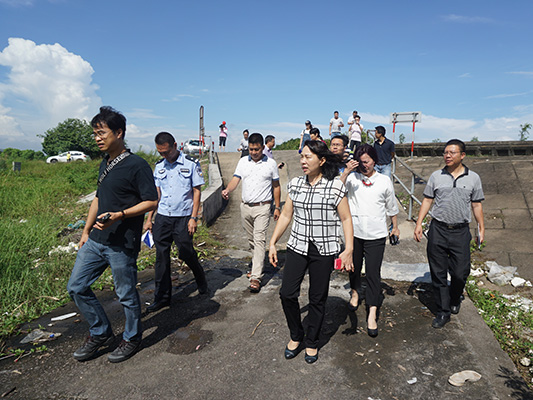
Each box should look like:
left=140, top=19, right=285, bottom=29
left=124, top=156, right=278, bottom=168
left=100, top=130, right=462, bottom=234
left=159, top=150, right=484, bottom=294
left=269, top=140, right=353, bottom=364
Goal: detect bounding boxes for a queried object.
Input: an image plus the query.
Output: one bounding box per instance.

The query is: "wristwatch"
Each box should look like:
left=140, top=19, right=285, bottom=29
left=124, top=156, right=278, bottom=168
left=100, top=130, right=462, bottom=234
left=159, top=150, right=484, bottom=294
left=190, top=216, right=198, bottom=221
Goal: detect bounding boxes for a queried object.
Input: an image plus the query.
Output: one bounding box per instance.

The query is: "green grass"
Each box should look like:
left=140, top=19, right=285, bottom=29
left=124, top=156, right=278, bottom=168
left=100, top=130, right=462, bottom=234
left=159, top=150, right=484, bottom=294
left=0, top=160, right=100, bottom=337
left=466, top=279, right=533, bottom=388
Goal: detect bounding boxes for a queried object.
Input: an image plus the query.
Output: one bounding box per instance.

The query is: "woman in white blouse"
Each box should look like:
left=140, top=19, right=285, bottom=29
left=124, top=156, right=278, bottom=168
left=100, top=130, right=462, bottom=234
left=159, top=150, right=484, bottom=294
left=269, top=140, right=353, bottom=364
left=341, top=144, right=399, bottom=338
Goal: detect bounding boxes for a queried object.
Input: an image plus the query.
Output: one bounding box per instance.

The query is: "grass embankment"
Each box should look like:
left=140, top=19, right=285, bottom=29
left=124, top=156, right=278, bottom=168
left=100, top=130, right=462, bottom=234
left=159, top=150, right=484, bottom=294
left=0, top=154, right=221, bottom=342
left=0, top=160, right=100, bottom=338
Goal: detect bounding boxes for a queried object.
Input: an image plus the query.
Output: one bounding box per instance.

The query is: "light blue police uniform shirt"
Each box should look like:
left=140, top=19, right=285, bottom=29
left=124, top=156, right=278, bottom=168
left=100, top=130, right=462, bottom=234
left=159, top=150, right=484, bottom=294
left=154, top=152, right=205, bottom=217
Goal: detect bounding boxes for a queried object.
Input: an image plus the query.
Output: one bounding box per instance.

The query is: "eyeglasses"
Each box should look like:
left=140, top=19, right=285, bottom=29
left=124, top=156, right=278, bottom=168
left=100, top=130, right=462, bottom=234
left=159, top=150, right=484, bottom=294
left=93, top=131, right=110, bottom=139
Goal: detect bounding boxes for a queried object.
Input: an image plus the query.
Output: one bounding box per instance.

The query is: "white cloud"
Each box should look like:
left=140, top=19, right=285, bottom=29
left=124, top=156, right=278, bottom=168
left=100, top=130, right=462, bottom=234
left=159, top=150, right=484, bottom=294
left=128, top=108, right=163, bottom=120
left=507, top=71, right=533, bottom=77
left=485, top=92, right=530, bottom=99
left=162, top=94, right=197, bottom=102
left=0, top=38, right=101, bottom=149
left=442, top=14, right=493, bottom=24
left=459, top=73, right=471, bottom=78
left=0, top=0, right=34, bottom=6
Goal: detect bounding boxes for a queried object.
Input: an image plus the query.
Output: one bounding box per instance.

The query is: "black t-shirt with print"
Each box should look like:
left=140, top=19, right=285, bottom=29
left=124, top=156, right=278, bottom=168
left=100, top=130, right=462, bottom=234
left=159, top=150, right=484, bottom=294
left=90, top=153, right=157, bottom=253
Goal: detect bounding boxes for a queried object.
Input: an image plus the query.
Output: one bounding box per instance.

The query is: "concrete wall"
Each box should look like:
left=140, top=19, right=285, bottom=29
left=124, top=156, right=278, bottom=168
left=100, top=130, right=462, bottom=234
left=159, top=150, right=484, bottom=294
left=200, top=161, right=224, bottom=226
left=395, top=141, right=533, bottom=157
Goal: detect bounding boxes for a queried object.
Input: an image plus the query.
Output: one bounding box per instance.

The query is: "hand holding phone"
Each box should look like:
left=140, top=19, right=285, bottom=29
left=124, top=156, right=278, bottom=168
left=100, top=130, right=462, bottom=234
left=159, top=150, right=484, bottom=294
left=96, top=213, right=111, bottom=223
left=334, top=258, right=343, bottom=270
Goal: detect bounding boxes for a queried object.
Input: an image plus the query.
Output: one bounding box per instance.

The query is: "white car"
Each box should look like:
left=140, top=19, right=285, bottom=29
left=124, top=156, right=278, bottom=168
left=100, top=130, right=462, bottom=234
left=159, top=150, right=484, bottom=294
left=46, top=151, right=91, bottom=163
left=182, top=139, right=209, bottom=156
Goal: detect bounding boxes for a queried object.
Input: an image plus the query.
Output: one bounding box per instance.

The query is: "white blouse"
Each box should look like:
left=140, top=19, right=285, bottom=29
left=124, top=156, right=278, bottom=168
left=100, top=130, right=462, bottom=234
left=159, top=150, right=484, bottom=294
left=345, top=171, right=398, bottom=240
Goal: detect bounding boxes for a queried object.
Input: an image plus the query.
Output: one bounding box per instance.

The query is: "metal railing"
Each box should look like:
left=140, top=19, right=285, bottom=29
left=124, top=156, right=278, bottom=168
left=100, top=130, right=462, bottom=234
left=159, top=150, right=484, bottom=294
left=391, top=156, right=431, bottom=221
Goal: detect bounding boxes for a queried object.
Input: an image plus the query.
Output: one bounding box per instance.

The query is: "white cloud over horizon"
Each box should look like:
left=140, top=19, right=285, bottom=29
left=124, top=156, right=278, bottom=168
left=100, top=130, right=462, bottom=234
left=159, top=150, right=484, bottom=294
left=0, top=37, right=101, bottom=150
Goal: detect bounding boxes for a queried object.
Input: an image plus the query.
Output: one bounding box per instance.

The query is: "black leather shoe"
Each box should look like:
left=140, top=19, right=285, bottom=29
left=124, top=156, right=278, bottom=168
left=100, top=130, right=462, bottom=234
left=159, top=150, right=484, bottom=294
left=198, top=284, right=209, bottom=295
left=284, top=343, right=302, bottom=360
left=432, top=314, right=451, bottom=329
left=304, top=350, right=319, bottom=364
left=146, top=300, right=170, bottom=313
left=73, top=334, right=114, bottom=361
left=451, top=295, right=464, bottom=314
left=108, top=339, right=141, bottom=363
left=367, top=327, right=378, bottom=338
left=450, top=303, right=461, bottom=315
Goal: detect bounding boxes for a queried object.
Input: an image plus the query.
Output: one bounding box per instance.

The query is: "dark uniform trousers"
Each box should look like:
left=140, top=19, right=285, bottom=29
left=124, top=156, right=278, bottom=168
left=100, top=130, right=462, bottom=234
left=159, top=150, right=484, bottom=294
left=152, top=214, right=207, bottom=302
left=427, top=221, right=471, bottom=317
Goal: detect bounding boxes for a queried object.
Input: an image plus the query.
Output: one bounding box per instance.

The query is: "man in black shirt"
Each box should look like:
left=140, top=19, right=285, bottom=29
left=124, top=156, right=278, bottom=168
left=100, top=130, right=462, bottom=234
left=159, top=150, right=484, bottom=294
left=67, top=106, right=158, bottom=363
left=373, top=125, right=395, bottom=179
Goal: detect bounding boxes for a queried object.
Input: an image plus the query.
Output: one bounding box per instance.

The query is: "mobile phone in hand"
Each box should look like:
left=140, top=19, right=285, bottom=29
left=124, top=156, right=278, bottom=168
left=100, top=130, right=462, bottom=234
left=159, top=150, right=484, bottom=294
left=96, top=213, right=111, bottom=223
left=334, top=258, right=342, bottom=270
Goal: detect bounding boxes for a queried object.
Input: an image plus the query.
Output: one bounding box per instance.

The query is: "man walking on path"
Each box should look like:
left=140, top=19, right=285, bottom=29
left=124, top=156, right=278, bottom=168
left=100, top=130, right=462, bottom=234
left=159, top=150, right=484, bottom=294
left=329, top=111, right=344, bottom=138
left=264, top=134, right=285, bottom=170
left=347, top=114, right=363, bottom=151
left=67, top=106, right=158, bottom=363
left=143, top=132, right=208, bottom=313
left=414, top=139, right=485, bottom=329
left=222, top=133, right=281, bottom=292
left=373, top=125, right=395, bottom=179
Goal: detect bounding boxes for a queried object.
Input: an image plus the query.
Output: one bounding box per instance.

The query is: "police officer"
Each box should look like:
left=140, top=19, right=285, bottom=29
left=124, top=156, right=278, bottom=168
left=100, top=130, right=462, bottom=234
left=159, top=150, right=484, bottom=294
left=144, top=132, right=208, bottom=313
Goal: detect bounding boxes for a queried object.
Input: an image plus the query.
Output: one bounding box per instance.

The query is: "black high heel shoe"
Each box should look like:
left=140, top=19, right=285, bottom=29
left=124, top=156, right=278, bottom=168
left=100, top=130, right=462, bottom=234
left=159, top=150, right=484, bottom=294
left=366, top=305, right=379, bottom=338
left=304, top=349, right=319, bottom=364
left=348, top=290, right=360, bottom=311
left=284, top=342, right=302, bottom=360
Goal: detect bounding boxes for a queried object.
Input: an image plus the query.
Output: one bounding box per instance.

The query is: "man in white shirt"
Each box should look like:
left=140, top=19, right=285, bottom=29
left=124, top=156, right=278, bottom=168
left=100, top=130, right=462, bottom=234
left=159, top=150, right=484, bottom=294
left=222, top=133, right=281, bottom=293
left=329, top=111, right=344, bottom=138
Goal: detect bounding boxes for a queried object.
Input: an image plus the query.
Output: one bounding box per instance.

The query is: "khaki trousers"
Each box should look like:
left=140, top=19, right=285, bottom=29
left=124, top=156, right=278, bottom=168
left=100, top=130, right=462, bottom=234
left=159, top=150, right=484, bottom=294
left=240, top=203, right=271, bottom=281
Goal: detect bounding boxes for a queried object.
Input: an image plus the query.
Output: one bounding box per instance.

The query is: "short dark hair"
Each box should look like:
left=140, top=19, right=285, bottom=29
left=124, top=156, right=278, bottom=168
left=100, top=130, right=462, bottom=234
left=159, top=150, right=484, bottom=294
left=375, top=126, right=386, bottom=136
left=302, top=140, right=342, bottom=180
left=155, top=132, right=175, bottom=146
left=354, top=143, right=379, bottom=165
left=265, top=135, right=275, bottom=144
left=445, top=139, right=466, bottom=153
left=353, top=110, right=358, bottom=114
left=310, top=127, right=321, bottom=136
left=248, top=133, right=264, bottom=146
left=331, top=135, right=349, bottom=147
left=243, top=129, right=249, bottom=134
left=91, top=106, right=126, bottom=137
left=334, top=111, right=339, bottom=114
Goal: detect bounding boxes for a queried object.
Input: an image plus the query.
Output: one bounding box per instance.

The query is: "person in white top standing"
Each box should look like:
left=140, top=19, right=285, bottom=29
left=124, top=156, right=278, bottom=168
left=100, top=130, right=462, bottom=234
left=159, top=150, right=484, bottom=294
left=329, top=111, right=344, bottom=138
left=341, top=144, right=399, bottom=338
left=222, top=133, right=281, bottom=293
left=347, top=113, right=363, bottom=151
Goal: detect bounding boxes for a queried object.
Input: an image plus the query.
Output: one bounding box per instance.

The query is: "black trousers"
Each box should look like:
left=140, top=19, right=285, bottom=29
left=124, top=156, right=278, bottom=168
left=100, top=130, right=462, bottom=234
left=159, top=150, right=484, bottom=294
left=279, top=242, right=334, bottom=349
left=152, top=214, right=207, bottom=302
left=349, top=140, right=361, bottom=152
left=427, top=221, right=471, bottom=316
left=349, top=236, right=386, bottom=307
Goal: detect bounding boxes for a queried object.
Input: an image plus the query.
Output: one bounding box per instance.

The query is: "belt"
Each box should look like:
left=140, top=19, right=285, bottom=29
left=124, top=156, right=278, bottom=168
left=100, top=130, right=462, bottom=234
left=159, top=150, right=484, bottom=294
left=243, top=200, right=272, bottom=207
left=434, top=220, right=469, bottom=230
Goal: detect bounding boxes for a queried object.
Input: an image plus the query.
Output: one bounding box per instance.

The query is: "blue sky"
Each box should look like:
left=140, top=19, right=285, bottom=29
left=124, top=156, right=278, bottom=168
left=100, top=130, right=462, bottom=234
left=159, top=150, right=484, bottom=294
left=0, top=0, right=532, bottom=153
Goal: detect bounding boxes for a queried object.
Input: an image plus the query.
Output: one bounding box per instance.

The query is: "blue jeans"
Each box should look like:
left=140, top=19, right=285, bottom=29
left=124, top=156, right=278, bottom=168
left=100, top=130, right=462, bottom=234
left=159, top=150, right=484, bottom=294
left=331, top=132, right=341, bottom=138
left=375, top=163, right=392, bottom=179
left=67, top=238, right=142, bottom=341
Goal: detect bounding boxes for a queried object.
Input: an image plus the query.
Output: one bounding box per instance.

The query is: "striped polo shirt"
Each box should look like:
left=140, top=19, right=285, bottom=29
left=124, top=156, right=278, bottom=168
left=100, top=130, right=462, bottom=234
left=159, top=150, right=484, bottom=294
left=423, top=165, right=484, bottom=224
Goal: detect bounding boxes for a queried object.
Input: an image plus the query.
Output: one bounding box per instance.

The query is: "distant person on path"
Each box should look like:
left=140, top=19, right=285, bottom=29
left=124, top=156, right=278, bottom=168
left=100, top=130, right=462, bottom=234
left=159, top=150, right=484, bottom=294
left=348, top=114, right=363, bottom=151
left=341, top=144, right=399, bottom=338
left=264, top=134, right=285, bottom=169
left=329, top=111, right=344, bottom=138
left=238, top=129, right=249, bottom=158
left=222, top=133, right=281, bottom=293
left=219, top=121, right=228, bottom=151
left=143, top=132, right=208, bottom=314
left=269, top=140, right=353, bottom=364
left=67, top=151, right=72, bottom=162
left=373, top=126, right=395, bottom=179
left=414, top=139, right=485, bottom=329
left=298, top=120, right=312, bottom=153
left=67, top=106, right=158, bottom=363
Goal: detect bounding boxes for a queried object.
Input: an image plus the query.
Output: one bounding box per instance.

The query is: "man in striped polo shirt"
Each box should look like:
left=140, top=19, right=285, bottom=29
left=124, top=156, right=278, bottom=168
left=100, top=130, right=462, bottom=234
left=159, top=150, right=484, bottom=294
left=414, top=139, right=485, bottom=329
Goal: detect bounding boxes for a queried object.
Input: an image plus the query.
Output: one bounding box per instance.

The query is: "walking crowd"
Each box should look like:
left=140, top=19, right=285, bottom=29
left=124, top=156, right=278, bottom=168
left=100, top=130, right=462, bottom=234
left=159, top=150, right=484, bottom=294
left=67, top=107, right=485, bottom=365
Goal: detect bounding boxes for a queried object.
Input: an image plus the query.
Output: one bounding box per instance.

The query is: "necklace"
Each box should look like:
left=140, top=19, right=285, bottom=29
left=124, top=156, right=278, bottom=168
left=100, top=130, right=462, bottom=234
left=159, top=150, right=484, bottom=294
left=362, top=178, right=373, bottom=187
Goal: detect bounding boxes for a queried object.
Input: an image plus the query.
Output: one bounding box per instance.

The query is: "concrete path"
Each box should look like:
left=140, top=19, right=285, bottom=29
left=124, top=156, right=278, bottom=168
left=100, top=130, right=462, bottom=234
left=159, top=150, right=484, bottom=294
left=1, top=151, right=531, bottom=399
